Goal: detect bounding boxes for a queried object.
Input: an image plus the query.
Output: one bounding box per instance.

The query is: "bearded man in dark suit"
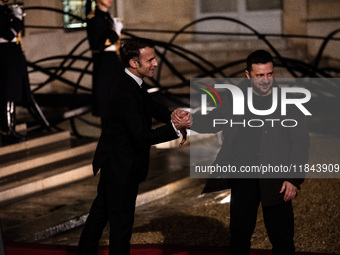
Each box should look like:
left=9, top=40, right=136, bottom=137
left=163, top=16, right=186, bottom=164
left=77, top=37, right=189, bottom=255
left=173, top=50, right=310, bottom=255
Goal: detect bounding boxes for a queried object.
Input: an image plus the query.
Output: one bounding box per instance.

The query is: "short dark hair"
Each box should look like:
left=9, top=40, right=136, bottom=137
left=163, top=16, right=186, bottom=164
left=246, top=50, right=273, bottom=72
left=120, top=38, right=156, bottom=68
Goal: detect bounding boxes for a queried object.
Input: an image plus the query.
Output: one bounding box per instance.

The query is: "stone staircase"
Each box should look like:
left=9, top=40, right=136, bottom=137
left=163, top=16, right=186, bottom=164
left=0, top=130, right=97, bottom=205
left=0, top=125, right=197, bottom=243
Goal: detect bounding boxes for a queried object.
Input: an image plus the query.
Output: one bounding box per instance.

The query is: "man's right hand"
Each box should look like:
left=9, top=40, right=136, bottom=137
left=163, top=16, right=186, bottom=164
left=114, top=18, right=123, bottom=36
left=171, top=109, right=191, bottom=147
left=12, top=5, right=23, bottom=20
left=171, top=109, right=191, bottom=130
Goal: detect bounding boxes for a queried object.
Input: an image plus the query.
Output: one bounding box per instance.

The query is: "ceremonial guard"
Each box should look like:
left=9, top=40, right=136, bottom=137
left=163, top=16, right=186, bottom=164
left=86, top=0, right=123, bottom=125
left=0, top=0, right=29, bottom=143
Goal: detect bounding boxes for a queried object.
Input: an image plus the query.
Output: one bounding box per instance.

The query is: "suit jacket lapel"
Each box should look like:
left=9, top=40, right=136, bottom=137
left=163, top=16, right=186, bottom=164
left=123, top=72, right=151, bottom=116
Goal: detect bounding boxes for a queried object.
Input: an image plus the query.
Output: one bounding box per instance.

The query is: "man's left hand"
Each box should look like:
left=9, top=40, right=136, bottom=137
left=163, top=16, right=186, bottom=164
left=178, top=129, right=187, bottom=147
left=280, top=181, right=297, bottom=202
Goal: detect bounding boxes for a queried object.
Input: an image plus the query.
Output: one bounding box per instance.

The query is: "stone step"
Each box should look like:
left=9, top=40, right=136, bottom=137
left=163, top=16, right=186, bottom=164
left=0, top=140, right=97, bottom=179
left=0, top=153, right=94, bottom=205
left=0, top=145, right=192, bottom=242
left=0, top=131, right=70, bottom=157
left=3, top=176, right=201, bottom=243
left=0, top=128, right=98, bottom=205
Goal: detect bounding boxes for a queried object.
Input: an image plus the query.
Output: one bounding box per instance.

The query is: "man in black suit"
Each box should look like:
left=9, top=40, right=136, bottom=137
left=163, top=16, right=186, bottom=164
left=173, top=50, right=309, bottom=255
left=77, top=38, right=189, bottom=255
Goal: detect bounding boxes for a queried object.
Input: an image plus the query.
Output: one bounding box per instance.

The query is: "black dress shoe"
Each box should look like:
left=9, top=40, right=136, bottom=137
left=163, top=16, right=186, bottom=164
left=1, top=130, right=27, bottom=144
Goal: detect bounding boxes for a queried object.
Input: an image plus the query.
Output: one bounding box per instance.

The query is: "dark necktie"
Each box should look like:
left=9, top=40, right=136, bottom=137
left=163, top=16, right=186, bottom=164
left=141, top=81, right=147, bottom=91
left=140, top=82, right=151, bottom=115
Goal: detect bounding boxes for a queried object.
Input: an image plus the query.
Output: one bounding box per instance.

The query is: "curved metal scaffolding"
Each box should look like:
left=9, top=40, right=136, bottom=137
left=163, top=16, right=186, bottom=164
left=22, top=7, right=340, bottom=136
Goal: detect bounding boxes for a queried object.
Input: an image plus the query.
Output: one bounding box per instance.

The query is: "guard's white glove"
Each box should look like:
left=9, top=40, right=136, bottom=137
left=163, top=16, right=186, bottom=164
left=12, top=5, right=23, bottom=20
left=113, top=17, right=123, bottom=36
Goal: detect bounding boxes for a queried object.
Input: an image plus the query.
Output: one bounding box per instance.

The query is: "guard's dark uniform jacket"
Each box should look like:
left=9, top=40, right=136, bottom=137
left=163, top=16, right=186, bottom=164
left=191, top=79, right=310, bottom=207
left=86, top=7, right=123, bottom=117
left=0, top=4, right=30, bottom=103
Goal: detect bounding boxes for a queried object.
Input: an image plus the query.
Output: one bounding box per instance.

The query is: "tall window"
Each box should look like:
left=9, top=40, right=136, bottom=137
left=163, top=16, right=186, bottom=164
left=62, top=0, right=95, bottom=29
left=246, top=0, right=282, bottom=11
left=200, top=0, right=237, bottom=13
left=196, top=0, right=283, bottom=39
left=199, top=0, right=282, bottom=13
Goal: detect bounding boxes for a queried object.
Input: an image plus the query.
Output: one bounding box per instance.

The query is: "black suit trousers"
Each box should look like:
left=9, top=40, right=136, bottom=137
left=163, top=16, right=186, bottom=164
left=229, top=179, right=295, bottom=255
left=78, top=162, right=139, bottom=255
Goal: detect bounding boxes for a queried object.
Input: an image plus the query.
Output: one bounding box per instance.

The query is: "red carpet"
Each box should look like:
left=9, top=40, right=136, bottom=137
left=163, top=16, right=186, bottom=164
left=4, top=243, right=339, bottom=255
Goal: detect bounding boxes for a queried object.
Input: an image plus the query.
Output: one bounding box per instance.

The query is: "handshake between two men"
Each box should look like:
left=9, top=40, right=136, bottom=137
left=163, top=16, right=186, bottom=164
left=171, top=108, right=192, bottom=147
